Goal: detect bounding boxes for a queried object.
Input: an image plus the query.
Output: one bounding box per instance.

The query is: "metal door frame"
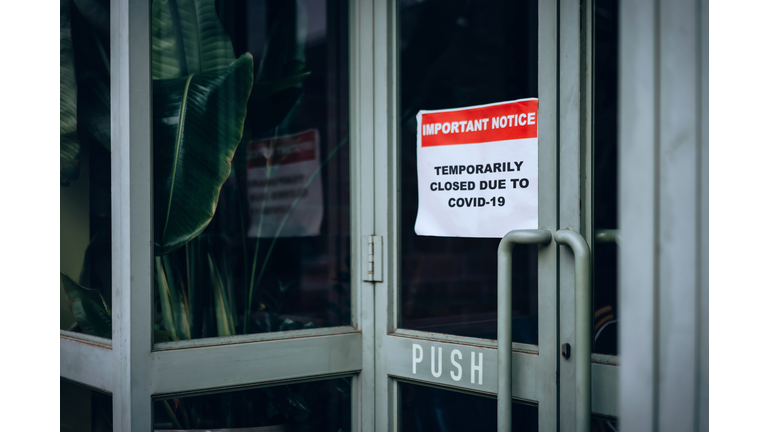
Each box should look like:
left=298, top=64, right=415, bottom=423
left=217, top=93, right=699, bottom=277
left=60, top=0, right=375, bottom=430
left=367, top=0, right=619, bottom=430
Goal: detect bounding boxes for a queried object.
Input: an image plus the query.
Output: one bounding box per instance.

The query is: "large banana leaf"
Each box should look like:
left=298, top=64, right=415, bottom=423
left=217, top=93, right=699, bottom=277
left=153, top=54, right=254, bottom=255
left=61, top=0, right=80, bottom=186
left=152, top=0, right=235, bottom=79
left=61, top=273, right=111, bottom=339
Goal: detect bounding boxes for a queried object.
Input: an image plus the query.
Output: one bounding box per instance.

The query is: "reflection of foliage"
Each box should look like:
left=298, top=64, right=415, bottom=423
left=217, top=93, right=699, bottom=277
left=60, top=0, right=79, bottom=186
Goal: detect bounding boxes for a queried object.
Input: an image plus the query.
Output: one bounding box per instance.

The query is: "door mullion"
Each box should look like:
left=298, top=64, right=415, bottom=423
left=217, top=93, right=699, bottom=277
left=558, top=0, right=593, bottom=431
left=538, top=0, right=560, bottom=431
left=350, top=0, right=377, bottom=430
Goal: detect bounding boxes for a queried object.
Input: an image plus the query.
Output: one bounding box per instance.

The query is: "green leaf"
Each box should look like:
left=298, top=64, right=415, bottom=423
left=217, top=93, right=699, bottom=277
left=154, top=257, right=178, bottom=341
left=152, top=0, right=236, bottom=79
left=162, top=255, right=191, bottom=340
left=70, top=0, right=112, bottom=151
left=208, top=252, right=235, bottom=337
left=79, top=69, right=111, bottom=150
left=154, top=327, right=173, bottom=343
left=73, top=0, right=109, bottom=36
left=61, top=273, right=111, bottom=339
left=252, top=71, right=311, bottom=101
left=153, top=54, right=254, bottom=255
left=61, top=0, right=80, bottom=186
left=289, top=393, right=311, bottom=422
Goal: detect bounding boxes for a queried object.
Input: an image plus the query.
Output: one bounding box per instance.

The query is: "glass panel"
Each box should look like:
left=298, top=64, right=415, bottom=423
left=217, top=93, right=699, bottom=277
left=151, top=0, right=350, bottom=341
left=154, top=377, right=352, bottom=431
left=400, top=381, right=537, bottom=432
left=61, top=379, right=113, bottom=432
left=60, top=0, right=112, bottom=338
left=399, top=0, right=538, bottom=341
left=593, top=415, right=619, bottom=432
left=593, top=0, right=618, bottom=356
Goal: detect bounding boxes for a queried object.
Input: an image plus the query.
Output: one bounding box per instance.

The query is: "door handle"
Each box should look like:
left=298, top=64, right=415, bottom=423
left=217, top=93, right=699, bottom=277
left=497, top=229, right=552, bottom=432
left=555, top=228, right=592, bottom=432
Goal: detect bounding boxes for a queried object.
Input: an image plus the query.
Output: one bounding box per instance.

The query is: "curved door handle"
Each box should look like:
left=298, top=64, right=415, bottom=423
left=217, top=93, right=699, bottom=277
left=497, top=229, right=552, bottom=432
left=555, top=228, right=592, bottom=432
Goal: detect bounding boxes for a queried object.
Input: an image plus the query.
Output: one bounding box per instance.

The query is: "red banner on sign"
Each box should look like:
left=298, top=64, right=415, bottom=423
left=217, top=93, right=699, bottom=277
left=420, top=99, right=538, bottom=147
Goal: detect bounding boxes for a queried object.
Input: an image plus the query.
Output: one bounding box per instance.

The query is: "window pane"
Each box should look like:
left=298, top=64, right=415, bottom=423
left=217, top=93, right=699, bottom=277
left=150, top=0, right=350, bottom=342
left=60, top=0, right=112, bottom=338
left=593, top=415, right=620, bottom=432
left=400, top=381, right=537, bottom=432
left=593, top=0, right=619, bottom=356
left=61, top=379, right=113, bottom=432
left=154, top=377, right=352, bottom=431
left=398, top=0, right=538, bottom=341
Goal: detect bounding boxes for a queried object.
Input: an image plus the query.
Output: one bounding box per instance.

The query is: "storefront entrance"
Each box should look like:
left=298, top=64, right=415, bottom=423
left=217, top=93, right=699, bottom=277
left=60, top=0, right=625, bottom=430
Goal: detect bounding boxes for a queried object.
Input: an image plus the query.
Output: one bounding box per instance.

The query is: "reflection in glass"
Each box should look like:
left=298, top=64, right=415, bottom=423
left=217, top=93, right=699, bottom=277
left=593, top=415, right=620, bottom=432
left=154, top=377, right=352, bottom=431
left=61, top=379, right=113, bottom=432
left=400, top=381, right=537, bottom=432
left=593, top=0, right=619, bottom=356
left=150, top=0, right=350, bottom=341
left=60, top=0, right=112, bottom=338
left=399, top=0, right=538, bottom=341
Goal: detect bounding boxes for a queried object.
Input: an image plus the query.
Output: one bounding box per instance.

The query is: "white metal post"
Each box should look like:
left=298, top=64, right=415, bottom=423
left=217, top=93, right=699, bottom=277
left=111, top=0, right=154, bottom=429
left=351, top=0, right=377, bottom=430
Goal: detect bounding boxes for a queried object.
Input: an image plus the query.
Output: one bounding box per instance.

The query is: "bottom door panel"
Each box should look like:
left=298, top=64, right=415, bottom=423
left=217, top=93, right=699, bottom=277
left=154, top=377, right=353, bottom=432
left=399, top=381, right=538, bottom=432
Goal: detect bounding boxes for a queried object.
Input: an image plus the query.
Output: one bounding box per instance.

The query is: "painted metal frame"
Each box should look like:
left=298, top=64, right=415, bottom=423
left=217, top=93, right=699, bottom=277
left=56, top=0, right=636, bottom=430
left=618, top=0, right=709, bottom=430
left=369, top=0, right=565, bottom=429
left=59, top=0, right=374, bottom=430
left=554, top=229, right=592, bottom=432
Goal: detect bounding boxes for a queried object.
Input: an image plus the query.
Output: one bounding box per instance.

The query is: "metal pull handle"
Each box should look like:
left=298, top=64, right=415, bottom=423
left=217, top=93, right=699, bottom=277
left=554, top=228, right=592, bottom=432
left=497, top=229, right=552, bottom=432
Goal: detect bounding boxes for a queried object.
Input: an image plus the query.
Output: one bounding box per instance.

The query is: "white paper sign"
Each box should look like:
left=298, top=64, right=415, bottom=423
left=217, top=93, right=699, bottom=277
left=414, top=99, right=538, bottom=238
left=247, top=129, right=323, bottom=238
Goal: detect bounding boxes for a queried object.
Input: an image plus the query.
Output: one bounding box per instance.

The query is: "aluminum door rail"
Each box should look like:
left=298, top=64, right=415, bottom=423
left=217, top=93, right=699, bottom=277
left=555, top=228, right=592, bottom=432
left=497, top=229, right=552, bottom=432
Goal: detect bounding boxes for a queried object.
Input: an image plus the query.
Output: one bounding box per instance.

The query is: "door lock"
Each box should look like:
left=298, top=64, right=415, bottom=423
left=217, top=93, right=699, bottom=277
left=561, top=343, right=571, bottom=359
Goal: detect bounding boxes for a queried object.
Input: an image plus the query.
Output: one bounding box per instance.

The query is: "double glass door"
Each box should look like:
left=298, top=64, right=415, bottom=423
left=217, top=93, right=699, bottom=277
left=365, top=0, right=619, bottom=430
left=60, top=0, right=619, bottom=430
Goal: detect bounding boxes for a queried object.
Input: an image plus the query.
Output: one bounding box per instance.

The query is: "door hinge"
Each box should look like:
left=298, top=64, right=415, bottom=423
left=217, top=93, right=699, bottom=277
left=362, top=235, right=383, bottom=282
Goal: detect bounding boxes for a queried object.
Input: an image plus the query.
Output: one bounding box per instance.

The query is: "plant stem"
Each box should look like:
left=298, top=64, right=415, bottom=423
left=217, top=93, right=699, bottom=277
left=155, top=257, right=178, bottom=341
left=235, top=158, right=248, bottom=329
left=162, top=400, right=183, bottom=429
left=178, top=399, right=191, bottom=429
left=244, top=128, right=279, bottom=333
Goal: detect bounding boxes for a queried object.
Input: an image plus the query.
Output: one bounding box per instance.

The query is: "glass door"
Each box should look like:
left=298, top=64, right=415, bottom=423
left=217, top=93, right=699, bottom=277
left=60, top=1, right=372, bottom=430
left=369, top=0, right=620, bottom=430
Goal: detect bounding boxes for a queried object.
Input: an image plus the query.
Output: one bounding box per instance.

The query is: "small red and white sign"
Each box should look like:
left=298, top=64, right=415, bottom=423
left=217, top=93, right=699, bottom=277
left=415, top=99, right=538, bottom=237
left=247, top=129, right=323, bottom=238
